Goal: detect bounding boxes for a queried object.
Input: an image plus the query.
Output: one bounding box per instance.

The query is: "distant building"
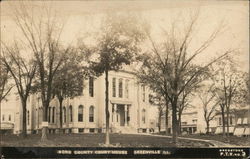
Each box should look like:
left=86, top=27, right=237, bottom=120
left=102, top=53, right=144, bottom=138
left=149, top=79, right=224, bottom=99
left=179, top=111, right=198, bottom=134
left=0, top=96, right=19, bottom=134
left=213, top=111, right=236, bottom=135
left=210, top=105, right=250, bottom=136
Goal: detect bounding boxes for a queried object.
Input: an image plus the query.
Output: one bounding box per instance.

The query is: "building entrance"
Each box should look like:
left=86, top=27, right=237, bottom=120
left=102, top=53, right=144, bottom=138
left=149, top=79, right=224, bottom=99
left=117, top=105, right=125, bottom=126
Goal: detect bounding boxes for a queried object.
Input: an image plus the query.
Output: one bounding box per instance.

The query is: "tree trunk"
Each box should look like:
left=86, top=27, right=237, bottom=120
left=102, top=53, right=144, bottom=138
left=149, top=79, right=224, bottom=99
left=21, top=100, right=27, bottom=138
left=172, top=97, right=178, bottom=145
left=158, top=111, right=161, bottom=133
left=105, top=69, right=110, bottom=145
left=221, top=107, right=225, bottom=136
left=165, top=105, right=169, bottom=135
left=206, top=120, right=210, bottom=134
left=226, top=107, right=229, bottom=137
left=59, top=97, right=63, bottom=133
left=41, top=104, right=48, bottom=141
left=178, top=111, right=181, bottom=135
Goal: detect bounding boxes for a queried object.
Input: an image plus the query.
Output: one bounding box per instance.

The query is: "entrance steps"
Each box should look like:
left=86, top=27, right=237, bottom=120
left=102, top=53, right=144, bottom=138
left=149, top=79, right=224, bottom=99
left=111, top=126, right=137, bottom=134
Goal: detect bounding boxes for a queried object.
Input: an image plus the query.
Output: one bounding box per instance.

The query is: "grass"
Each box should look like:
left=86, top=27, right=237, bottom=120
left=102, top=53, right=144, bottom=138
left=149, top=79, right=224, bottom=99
left=179, top=134, right=250, bottom=146
left=0, top=133, right=212, bottom=147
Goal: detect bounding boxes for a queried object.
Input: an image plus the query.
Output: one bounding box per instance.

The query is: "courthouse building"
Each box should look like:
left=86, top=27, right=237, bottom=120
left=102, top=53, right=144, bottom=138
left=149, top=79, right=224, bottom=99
left=1, top=69, right=157, bottom=134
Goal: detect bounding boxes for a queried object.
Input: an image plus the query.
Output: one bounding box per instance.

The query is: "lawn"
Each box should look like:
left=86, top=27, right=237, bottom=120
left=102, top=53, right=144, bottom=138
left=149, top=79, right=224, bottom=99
left=0, top=133, right=212, bottom=147
left=180, top=134, right=250, bottom=146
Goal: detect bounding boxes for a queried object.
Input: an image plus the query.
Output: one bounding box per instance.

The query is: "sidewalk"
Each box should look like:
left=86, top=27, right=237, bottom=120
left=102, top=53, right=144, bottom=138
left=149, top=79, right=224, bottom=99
left=141, top=133, right=237, bottom=147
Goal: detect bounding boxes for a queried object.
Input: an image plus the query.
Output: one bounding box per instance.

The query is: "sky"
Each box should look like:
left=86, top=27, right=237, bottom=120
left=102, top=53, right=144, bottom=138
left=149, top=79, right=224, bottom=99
left=1, top=0, right=249, bottom=72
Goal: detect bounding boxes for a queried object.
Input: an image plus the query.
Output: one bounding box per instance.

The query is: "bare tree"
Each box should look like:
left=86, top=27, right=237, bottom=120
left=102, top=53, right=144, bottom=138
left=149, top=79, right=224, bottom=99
left=211, top=58, right=246, bottom=136
left=177, top=89, right=194, bottom=135
left=137, top=12, right=231, bottom=144
left=149, top=93, right=166, bottom=133
left=198, top=83, right=219, bottom=134
left=137, top=52, right=170, bottom=136
left=0, top=57, right=13, bottom=102
left=12, top=2, right=68, bottom=140
left=1, top=42, right=36, bottom=137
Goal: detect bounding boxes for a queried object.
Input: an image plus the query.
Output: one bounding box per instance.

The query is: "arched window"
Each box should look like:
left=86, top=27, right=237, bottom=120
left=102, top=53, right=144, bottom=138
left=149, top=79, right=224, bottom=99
left=39, top=107, right=43, bottom=125
left=48, top=107, right=51, bottom=123
left=27, top=111, right=30, bottom=125
left=119, top=78, right=123, bottom=98
left=35, top=108, right=37, bottom=126
left=142, top=109, right=146, bottom=124
left=112, top=78, right=116, bottom=97
left=89, top=106, right=94, bottom=122
left=69, top=105, right=73, bottom=122
left=89, top=77, right=94, bottom=97
left=2, top=114, right=5, bottom=121
left=52, top=107, right=55, bottom=123
left=63, top=107, right=66, bottom=123
left=142, top=85, right=145, bottom=102
left=8, top=114, right=11, bottom=121
left=78, top=105, right=83, bottom=122
left=125, top=79, right=129, bottom=98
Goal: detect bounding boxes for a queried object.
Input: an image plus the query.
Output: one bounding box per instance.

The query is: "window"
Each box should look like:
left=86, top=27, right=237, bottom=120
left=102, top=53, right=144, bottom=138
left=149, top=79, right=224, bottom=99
left=192, top=119, right=197, bottom=123
left=181, top=122, right=187, bottom=125
left=27, top=111, right=30, bottom=125
left=78, top=105, right=83, bottom=122
left=219, top=117, right=222, bottom=126
left=89, top=77, right=94, bottom=97
left=52, top=107, right=55, bottom=123
left=79, top=128, right=84, bottom=133
left=89, top=106, right=94, bottom=122
left=127, top=107, right=130, bottom=123
left=63, top=107, right=66, bottom=123
left=142, top=85, right=145, bottom=102
left=69, top=105, right=73, bottom=122
left=8, top=114, right=11, bottom=121
left=80, top=78, right=84, bottom=95
left=230, top=116, right=233, bottom=125
left=112, top=104, right=114, bottom=122
left=2, top=114, right=5, bottom=121
left=119, top=78, right=123, bottom=98
left=112, top=78, right=116, bottom=97
left=125, top=80, right=129, bottom=98
left=48, top=107, right=51, bottom=123
left=149, top=94, right=153, bottom=103
left=142, top=109, right=146, bottom=124
left=39, top=108, right=43, bottom=124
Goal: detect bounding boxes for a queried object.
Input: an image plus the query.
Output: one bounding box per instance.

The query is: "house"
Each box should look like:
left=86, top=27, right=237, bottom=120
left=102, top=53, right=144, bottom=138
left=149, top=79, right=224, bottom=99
left=213, top=106, right=250, bottom=136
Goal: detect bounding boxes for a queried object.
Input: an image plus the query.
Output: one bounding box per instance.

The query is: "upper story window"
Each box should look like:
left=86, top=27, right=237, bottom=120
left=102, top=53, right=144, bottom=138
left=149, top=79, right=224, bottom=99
left=119, top=78, right=123, bottom=98
left=80, top=78, right=84, bottom=96
left=142, top=85, right=145, bottom=102
left=89, top=106, right=94, bottom=122
left=27, top=111, right=30, bottom=125
left=89, top=77, right=94, bottom=97
left=63, top=107, right=66, bottom=123
left=112, top=78, right=116, bottom=97
left=69, top=105, right=73, bottom=122
left=125, top=80, right=129, bottom=98
left=182, top=122, right=187, bottom=125
left=2, top=114, right=5, bottom=121
left=192, top=119, right=197, bottom=123
left=52, top=107, right=55, bottom=123
left=219, top=117, right=222, bottom=126
left=78, top=105, right=84, bottom=122
left=48, top=107, right=51, bottom=123
left=230, top=116, right=233, bottom=125
left=142, top=109, right=146, bottom=124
